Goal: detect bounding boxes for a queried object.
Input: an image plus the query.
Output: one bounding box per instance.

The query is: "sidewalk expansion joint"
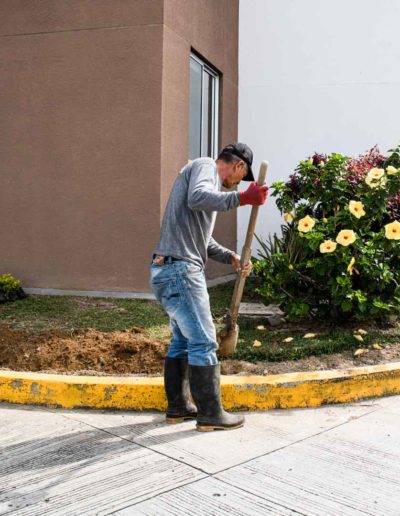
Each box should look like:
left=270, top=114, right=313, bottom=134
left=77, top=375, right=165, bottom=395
left=55, top=411, right=210, bottom=476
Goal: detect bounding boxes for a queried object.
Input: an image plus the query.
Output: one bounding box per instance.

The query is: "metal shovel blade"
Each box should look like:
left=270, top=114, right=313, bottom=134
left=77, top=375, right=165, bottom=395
left=218, top=322, right=239, bottom=357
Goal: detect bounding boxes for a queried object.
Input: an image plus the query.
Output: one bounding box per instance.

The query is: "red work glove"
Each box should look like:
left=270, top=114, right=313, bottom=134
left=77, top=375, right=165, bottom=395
left=239, top=182, right=269, bottom=206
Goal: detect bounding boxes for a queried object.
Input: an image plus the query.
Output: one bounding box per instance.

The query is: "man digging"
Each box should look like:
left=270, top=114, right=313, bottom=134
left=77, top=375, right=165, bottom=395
left=150, top=143, right=268, bottom=431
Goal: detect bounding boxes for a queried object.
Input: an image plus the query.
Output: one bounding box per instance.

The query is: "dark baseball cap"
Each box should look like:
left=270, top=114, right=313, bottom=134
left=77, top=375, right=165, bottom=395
left=219, top=142, right=254, bottom=181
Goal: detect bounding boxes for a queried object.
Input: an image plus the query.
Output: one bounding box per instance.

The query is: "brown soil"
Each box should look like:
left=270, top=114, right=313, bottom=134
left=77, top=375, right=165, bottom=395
left=219, top=346, right=400, bottom=376
left=0, top=325, right=168, bottom=376
left=1, top=324, right=400, bottom=376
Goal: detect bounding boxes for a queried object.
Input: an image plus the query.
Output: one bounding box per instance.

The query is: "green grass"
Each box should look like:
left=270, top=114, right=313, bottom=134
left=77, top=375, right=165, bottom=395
left=0, top=295, right=170, bottom=339
left=0, top=276, right=398, bottom=363
left=233, top=317, right=399, bottom=362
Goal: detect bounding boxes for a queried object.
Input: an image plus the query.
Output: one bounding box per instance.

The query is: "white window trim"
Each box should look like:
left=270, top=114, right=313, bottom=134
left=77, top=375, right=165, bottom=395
left=190, top=53, right=219, bottom=159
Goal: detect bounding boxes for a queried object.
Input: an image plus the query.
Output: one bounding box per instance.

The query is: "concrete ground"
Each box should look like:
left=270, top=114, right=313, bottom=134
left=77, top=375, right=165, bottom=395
left=1, top=396, right=400, bottom=515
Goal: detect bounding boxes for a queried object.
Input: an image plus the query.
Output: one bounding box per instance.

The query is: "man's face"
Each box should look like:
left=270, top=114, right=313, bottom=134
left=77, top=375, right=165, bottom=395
left=222, top=160, right=248, bottom=189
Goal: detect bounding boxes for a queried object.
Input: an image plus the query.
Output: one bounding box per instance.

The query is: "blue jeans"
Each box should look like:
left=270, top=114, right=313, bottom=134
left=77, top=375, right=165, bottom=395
left=149, top=258, right=219, bottom=366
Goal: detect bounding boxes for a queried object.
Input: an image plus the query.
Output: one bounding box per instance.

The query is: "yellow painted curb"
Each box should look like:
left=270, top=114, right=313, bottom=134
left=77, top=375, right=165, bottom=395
left=1, top=362, right=400, bottom=411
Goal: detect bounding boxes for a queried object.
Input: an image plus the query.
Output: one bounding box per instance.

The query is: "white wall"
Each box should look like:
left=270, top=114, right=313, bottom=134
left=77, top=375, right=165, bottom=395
left=238, top=0, right=400, bottom=256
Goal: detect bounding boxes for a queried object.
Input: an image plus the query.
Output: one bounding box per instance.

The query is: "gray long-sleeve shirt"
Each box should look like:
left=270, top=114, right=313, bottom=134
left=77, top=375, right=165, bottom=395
left=153, top=157, right=240, bottom=268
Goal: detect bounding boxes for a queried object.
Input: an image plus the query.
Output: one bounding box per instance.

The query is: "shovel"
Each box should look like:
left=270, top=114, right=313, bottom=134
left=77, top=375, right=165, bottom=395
left=217, top=160, right=269, bottom=357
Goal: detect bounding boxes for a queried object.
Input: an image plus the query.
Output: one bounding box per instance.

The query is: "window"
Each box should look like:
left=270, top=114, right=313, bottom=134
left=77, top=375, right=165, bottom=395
left=189, top=53, right=219, bottom=160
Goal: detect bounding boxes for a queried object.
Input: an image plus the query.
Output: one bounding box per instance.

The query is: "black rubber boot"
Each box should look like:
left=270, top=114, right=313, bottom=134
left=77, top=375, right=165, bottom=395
left=189, top=364, right=245, bottom=432
left=164, top=357, right=197, bottom=423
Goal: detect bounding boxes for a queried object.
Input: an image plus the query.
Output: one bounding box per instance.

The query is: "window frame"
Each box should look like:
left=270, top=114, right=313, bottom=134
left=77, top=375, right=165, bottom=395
left=189, top=52, right=220, bottom=160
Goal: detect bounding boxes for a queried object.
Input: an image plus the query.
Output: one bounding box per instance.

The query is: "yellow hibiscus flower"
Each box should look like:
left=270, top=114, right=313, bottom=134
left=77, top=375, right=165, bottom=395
left=320, top=240, right=337, bottom=253
left=384, top=220, right=400, bottom=240
left=365, top=176, right=381, bottom=188
left=298, top=215, right=315, bottom=233
left=347, top=257, right=359, bottom=275
left=349, top=200, right=365, bottom=219
left=336, top=229, right=357, bottom=246
left=365, top=168, right=386, bottom=188
left=368, top=168, right=384, bottom=180
left=387, top=165, right=399, bottom=175
left=284, top=212, right=294, bottom=223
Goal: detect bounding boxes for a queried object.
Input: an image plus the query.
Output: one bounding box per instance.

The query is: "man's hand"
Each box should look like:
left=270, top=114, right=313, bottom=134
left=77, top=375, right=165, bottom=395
left=239, top=182, right=269, bottom=206
left=231, top=254, right=253, bottom=278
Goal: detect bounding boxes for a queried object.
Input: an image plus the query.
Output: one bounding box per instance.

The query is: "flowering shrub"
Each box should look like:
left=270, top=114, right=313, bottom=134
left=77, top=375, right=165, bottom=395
left=254, top=144, right=400, bottom=320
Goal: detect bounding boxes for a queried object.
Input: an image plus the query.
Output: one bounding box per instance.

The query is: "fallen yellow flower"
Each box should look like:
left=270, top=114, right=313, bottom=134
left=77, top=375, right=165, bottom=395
left=282, top=337, right=294, bottom=343
left=354, top=348, right=368, bottom=356
left=253, top=340, right=262, bottom=347
left=256, top=325, right=266, bottom=330
left=354, top=334, right=364, bottom=342
left=371, top=343, right=382, bottom=350
left=303, top=333, right=317, bottom=339
left=354, top=329, right=368, bottom=335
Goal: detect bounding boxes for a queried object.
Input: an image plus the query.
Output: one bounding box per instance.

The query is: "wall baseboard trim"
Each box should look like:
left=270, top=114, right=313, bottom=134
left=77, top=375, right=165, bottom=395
left=24, top=287, right=156, bottom=300
left=23, top=274, right=236, bottom=300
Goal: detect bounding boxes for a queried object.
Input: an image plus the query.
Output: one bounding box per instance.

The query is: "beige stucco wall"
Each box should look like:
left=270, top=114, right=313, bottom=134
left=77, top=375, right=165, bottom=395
left=0, top=0, right=239, bottom=293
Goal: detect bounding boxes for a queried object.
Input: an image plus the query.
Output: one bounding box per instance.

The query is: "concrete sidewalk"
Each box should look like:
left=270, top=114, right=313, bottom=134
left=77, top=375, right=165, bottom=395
left=1, top=396, right=399, bottom=515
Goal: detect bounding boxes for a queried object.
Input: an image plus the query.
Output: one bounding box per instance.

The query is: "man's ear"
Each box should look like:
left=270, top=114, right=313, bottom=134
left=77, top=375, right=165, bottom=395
left=234, top=160, right=245, bottom=172
left=238, top=160, right=247, bottom=177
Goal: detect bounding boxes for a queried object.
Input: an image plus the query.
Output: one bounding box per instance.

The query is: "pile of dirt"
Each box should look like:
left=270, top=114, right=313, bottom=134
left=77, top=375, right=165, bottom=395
left=1, top=324, right=399, bottom=376
left=0, top=325, right=168, bottom=376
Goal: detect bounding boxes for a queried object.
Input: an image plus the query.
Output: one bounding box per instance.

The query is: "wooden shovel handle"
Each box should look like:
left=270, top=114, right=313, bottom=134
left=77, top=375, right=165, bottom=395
left=229, top=161, right=269, bottom=324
